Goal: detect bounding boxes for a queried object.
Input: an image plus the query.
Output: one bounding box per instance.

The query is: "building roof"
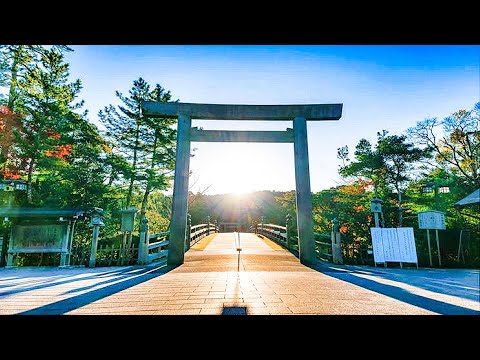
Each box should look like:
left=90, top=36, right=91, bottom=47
left=0, top=208, right=90, bottom=218
left=454, top=188, right=480, bottom=209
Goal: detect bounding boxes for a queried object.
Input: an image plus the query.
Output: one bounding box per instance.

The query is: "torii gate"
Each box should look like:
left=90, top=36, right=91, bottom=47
left=142, top=102, right=343, bottom=267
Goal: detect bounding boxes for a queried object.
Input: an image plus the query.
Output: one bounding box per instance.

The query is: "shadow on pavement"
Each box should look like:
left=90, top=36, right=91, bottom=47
left=312, top=262, right=479, bottom=315
left=0, top=267, right=141, bottom=296
left=17, top=264, right=171, bottom=315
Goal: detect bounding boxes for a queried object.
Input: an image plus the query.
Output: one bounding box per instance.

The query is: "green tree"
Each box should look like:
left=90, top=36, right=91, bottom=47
left=138, top=84, right=176, bottom=219
left=377, top=131, right=428, bottom=226
left=0, top=45, right=72, bottom=111
left=338, top=138, right=385, bottom=197
left=99, top=78, right=177, bottom=220
left=0, top=45, right=72, bottom=177
left=339, top=131, right=427, bottom=226
left=13, top=48, right=83, bottom=203
left=407, top=102, right=479, bottom=190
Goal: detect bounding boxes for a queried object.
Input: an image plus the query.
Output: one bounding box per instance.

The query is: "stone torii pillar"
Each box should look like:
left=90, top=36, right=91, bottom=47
left=142, top=102, right=343, bottom=267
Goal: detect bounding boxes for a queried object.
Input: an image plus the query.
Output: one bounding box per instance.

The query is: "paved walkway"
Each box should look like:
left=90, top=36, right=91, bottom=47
left=0, top=233, right=478, bottom=315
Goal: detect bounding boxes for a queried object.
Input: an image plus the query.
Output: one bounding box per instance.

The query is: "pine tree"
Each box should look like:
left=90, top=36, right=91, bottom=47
left=14, top=47, right=83, bottom=203
left=99, top=78, right=177, bottom=217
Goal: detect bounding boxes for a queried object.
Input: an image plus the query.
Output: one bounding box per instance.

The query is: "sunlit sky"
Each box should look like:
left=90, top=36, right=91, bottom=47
left=65, top=45, right=480, bottom=195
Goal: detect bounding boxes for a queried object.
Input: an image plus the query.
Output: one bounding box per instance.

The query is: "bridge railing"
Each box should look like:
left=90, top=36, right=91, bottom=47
left=252, top=216, right=343, bottom=264
left=138, top=216, right=219, bottom=264
left=254, top=223, right=288, bottom=248
left=145, top=231, right=169, bottom=263
left=315, top=233, right=333, bottom=262
left=189, top=223, right=218, bottom=246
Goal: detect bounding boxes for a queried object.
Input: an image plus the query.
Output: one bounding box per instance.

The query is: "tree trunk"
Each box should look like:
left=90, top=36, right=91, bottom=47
left=125, top=123, right=141, bottom=207
left=26, top=158, right=35, bottom=204
left=7, top=48, right=20, bottom=111
left=397, top=187, right=403, bottom=227
left=140, top=131, right=159, bottom=219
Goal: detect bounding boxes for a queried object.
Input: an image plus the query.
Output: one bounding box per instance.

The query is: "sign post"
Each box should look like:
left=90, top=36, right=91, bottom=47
left=426, top=229, right=432, bottom=267
left=418, top=210, right=445, bottom=267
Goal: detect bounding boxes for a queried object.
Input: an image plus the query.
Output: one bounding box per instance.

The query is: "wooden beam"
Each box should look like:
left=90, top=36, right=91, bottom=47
left=142, top=102, right=342, bottom=121
left=190, top=128, right=294, bottom=143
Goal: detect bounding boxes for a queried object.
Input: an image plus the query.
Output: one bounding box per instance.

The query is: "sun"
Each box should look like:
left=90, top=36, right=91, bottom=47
left=231, top=189, right=251, bottom=197
left=189, top=140, right=294, bottom=195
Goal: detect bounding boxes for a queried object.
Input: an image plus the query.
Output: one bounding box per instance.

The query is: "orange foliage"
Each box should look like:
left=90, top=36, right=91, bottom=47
left=354, top=205, right=366, bottom=212
left=45, top=144, right=72, bottom=160
left=1, top=169, right=21, bottom=180
left=339, top=179, right=373, bottom=196
left=339, top=225, right=348, bottom=234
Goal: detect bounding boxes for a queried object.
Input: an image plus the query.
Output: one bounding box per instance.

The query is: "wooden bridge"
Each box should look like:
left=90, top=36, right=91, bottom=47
left=132, top=216, right=341, bottom=267
left=1, top=231, right=478, bottom=315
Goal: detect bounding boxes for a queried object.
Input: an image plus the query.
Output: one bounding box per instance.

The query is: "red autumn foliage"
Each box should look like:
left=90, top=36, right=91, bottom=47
left=49, top=133, right=61, bottom=139
left=0, top=107, right=23, bottom=150
left=45, top=144, right=72, bottom=161
left=1, top=106, right=25, bottom=179
left=45, top=129, right=61, bottom=139
left=1, top=169, right=21, bottom=180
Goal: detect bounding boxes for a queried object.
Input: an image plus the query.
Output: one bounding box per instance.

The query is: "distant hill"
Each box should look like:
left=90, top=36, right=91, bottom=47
left=188, top=190, right=294, bottom=230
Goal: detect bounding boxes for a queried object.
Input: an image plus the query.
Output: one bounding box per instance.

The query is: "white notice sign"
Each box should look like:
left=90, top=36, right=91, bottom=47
left=397, top=227, right=417, bottom=263
left=418, top=211, right=446, bottom=230
left=370, top=228, right=385, bottom=263
left=384, top=228, right=400, bottom=261
left=370, top=227, right=418, bottom=264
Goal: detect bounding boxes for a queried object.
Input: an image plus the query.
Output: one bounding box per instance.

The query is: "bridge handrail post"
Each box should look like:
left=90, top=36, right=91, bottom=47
left=186, top=214, right=192, bottom=250
left=286, top=213, right=292, bottom=250
left=138, top=216, right=149, bottom=264
left=331, top=217, right=343, bottom=264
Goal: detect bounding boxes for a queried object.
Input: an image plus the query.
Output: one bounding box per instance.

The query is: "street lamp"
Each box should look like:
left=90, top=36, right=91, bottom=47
left=1, top=180, right=27, bottom=207
left=370, top=197, right=383, bottom=228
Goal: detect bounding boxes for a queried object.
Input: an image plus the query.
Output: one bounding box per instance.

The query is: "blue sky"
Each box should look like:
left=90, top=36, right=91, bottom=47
left=65, top=45, right=480, bottom=194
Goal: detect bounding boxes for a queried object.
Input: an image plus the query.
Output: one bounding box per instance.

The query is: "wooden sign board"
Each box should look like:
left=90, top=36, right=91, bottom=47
left=11, top=224, right=67, bottom=251
left=418, top=211, right=446, bottom=230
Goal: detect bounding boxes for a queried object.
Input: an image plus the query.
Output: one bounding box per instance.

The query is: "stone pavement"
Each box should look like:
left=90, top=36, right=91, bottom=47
left=0, top=233, right=478, bottom=315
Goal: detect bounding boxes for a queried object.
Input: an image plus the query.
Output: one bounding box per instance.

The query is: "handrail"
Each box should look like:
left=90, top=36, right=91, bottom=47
left=255, top=223, right=288, bottom=247
left=314, top=233, right=332, bottom=261
left=189, top=223, right=218, bottom=246
left=149, top=231, right=169, bottom=240
left=145, top=231, right=169, bottom=263
left=137, top=216, right=217, bottom=264
left=253, top=221, right=337, bottom=263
